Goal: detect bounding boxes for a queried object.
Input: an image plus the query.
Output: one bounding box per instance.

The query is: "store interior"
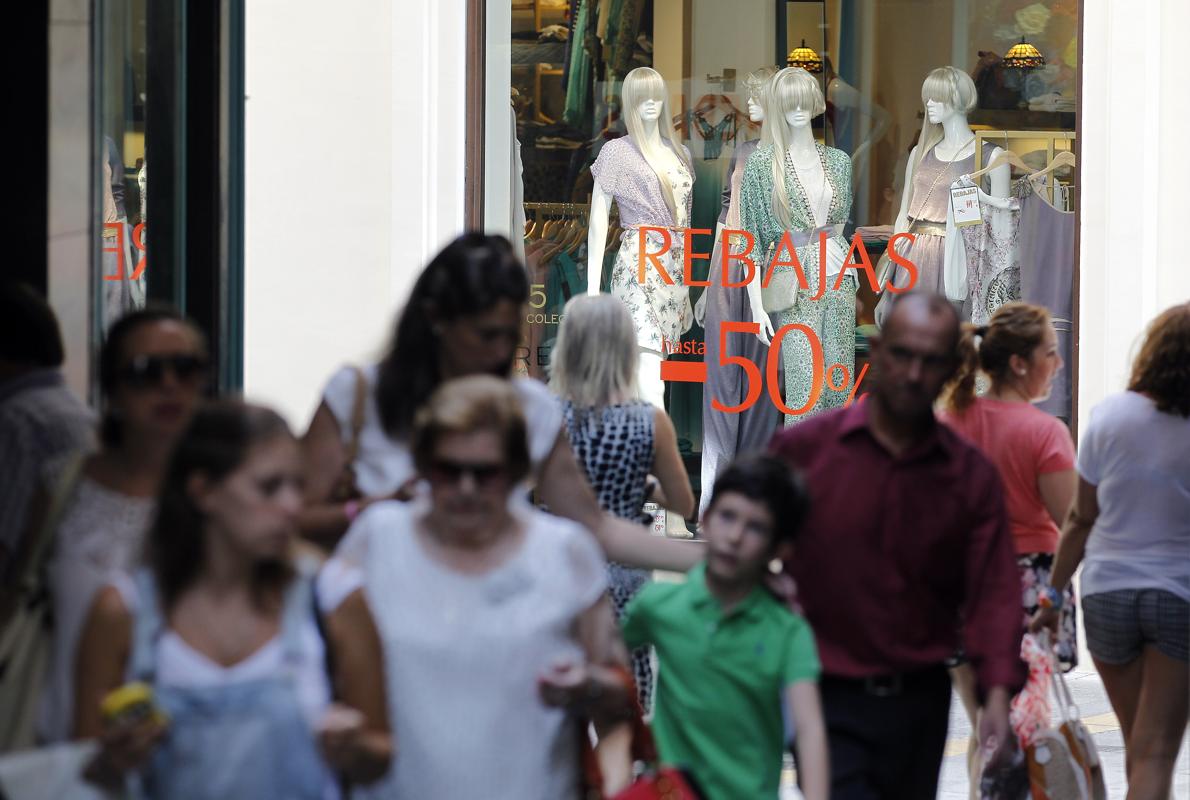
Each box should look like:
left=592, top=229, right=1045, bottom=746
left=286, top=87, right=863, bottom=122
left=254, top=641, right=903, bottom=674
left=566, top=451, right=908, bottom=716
left=506, top=0, right=1079, bottom=515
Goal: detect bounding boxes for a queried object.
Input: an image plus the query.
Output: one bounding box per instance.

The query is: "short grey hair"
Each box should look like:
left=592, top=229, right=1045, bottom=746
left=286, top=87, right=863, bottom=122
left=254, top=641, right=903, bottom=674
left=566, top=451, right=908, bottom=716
left=549, top=294, right=640, bottom=408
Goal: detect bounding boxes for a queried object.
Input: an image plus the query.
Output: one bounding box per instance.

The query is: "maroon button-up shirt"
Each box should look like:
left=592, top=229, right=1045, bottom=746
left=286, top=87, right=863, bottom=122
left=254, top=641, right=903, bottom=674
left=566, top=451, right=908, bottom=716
left=770, top=401, right=1025, bottom=695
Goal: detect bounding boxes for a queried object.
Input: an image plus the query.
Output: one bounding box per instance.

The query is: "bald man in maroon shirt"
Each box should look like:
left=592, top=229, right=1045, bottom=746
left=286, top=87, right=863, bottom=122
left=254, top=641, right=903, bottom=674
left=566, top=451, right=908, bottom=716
left=770, top=293, right=1025, bottom=800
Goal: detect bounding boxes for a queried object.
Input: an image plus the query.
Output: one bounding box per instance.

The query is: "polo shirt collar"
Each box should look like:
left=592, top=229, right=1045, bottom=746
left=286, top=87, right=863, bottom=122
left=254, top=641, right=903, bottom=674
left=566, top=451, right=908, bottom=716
left=687, top=562, right=769, bottom=622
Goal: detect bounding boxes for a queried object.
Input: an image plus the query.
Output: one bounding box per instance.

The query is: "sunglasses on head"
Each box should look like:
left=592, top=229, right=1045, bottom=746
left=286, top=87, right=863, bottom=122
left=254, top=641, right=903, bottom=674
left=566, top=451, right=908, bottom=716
left=118, top=354, right=208, bottom=388
left=427, top=458, right=507, bottom=488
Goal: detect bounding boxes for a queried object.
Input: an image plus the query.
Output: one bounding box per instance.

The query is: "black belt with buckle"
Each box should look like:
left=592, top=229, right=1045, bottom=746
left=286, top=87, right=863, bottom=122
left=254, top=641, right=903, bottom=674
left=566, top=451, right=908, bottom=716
left=824, top=665, right=947, bottom=698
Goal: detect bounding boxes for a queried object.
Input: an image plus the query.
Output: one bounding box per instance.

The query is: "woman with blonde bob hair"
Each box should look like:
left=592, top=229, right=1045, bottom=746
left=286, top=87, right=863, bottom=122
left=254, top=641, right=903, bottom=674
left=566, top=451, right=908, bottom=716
left=550, top=294, right=694, bottom=709
left=939, top=301, right=1077, bottom=795
left=1032, top=302, right=1190, bottom=799
left=336, top=374, right=636, bottom=797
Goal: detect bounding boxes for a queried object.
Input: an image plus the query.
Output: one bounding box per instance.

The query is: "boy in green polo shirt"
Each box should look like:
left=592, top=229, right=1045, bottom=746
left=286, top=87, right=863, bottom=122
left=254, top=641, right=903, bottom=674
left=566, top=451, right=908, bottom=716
left=621, top=455, right=827, bottom=800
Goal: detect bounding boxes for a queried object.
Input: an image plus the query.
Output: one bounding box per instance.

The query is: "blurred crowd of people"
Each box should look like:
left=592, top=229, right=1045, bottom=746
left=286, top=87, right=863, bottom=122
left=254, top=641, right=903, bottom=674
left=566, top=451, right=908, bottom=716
left=0, top=235, right=1186, bottom=800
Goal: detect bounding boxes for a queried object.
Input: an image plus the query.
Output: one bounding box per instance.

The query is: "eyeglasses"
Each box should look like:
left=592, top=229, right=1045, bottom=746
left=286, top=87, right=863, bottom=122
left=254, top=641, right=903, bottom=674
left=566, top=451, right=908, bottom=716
left=427, top=458, right=507, bottom=488
left=118, top=354, right=208, bottom=389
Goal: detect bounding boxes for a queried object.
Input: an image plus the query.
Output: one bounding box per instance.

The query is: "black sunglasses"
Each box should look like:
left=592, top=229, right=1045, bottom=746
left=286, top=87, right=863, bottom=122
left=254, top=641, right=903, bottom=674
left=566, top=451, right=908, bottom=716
left=118, top=354, right=208, bottom=388
left=427, top=458, right=507, bottom=487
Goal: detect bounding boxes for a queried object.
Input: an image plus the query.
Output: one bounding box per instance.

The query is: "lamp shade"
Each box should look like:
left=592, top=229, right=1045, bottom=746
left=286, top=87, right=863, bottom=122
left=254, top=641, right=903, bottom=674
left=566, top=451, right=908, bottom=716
left=786, top=39, right=823, bottom=73
left=1003, top=37, right=1045, bottom=69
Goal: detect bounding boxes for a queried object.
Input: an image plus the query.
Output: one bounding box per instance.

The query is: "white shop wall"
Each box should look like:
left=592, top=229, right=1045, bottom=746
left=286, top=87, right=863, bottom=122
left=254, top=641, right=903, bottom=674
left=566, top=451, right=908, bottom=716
left=243, top=0, right=469, bottom=429
left=1078, top=0, right=1190, bottom=429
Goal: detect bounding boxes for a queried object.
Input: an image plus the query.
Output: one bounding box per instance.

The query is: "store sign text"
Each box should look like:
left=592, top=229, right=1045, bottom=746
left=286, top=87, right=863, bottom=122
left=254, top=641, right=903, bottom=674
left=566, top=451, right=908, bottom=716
left=103, top=222, right=148, bottom=281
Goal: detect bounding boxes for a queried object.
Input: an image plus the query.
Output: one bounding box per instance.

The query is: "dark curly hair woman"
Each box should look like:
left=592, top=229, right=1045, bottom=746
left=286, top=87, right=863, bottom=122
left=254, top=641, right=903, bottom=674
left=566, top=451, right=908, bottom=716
left=1031, top=302, right=1190, bottom=799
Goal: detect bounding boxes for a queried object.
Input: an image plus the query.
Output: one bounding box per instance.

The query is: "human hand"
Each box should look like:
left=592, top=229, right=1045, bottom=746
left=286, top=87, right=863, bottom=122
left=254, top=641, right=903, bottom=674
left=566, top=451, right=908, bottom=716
left=979, top=687, right=1012, bottom=762
left=538, top=658, right=590, bottom=710
left=317, top=703, right=367, bottom=773
left=1028, top=606, right=1059, bottom=635
left=88, top=716, right=167, bottom=786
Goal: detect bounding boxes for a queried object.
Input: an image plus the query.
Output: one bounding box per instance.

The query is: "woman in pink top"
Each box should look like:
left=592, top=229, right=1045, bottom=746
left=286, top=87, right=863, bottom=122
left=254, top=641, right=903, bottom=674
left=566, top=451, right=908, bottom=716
left=939, top=302, right=1077, bottom=794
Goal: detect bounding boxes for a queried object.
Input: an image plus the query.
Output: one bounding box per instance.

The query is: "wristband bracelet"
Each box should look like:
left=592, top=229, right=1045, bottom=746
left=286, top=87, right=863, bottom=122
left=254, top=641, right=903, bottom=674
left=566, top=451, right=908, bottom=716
left=343, top=499, right=361, bottom=523
left=1038, top=585, right=1063, bottom=611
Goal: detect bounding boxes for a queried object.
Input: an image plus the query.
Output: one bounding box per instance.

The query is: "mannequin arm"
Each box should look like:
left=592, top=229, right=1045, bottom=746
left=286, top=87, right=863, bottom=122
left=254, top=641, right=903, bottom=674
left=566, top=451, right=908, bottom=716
left=693, top=221, right=727, bottom=326
left=745, top=266, right=773, bottom=345
left=587, top=181, right=612, bottom=295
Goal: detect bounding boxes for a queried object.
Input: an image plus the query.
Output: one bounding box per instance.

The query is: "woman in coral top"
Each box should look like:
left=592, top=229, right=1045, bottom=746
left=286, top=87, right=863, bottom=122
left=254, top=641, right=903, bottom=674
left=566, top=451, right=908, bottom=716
left=938, top=302, right=1077, bottom=794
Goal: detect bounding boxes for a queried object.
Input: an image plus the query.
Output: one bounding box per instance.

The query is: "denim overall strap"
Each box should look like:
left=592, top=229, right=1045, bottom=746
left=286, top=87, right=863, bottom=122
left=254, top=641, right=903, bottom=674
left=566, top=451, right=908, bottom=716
left=280, top=556, right=321, bottom=667
left=136, top=566, right=335, bottom=800
left=127, top=569, right=164, bottom=683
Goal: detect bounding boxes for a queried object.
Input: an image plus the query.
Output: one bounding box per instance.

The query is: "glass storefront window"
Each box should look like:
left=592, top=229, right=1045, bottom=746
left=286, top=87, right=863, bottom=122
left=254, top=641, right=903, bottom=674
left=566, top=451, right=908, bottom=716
left=490, top=0, right=1080, bottom=514
left=96, top=0, right=150, bottom=337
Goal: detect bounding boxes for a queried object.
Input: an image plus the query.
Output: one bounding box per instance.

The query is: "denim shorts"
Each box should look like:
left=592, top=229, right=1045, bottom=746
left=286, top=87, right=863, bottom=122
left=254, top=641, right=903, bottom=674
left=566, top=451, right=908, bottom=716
left=1082, top=589, right=1189, bottom=664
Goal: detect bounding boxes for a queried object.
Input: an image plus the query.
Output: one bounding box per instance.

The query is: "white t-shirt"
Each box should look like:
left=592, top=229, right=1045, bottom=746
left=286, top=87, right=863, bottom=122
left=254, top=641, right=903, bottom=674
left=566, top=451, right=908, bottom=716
left=320, top=365, right=564, bottom=497
left=337, top=496, right=606, bottom=800
left=1077, top=391, right=1190, bottom=601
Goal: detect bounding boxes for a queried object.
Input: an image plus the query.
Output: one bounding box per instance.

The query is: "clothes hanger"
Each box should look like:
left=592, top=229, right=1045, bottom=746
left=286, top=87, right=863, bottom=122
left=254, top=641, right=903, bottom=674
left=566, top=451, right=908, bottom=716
left=964, top=144, right=1032, bottom=181
left=1026, top=150, right=1075, bottom=181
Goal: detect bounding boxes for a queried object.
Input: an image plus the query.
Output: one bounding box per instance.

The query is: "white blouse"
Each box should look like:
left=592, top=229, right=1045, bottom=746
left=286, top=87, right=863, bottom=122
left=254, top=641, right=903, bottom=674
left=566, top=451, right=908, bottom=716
left=39, top=476, right=155, bottom=743
left=319, top=365, right=564, bottom=498
left=338, top=495, right=607, bottom=800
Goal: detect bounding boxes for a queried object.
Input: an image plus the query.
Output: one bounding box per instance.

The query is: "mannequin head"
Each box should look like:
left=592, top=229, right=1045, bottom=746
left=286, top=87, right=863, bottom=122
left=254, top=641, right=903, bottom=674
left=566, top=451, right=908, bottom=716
left=763, top=67, right=826, bottom=228
left=622, top=67, right=688, bottom=221
left=915, top=66, right=978, bottom=170
left=742, top=66, right=778, bottom=123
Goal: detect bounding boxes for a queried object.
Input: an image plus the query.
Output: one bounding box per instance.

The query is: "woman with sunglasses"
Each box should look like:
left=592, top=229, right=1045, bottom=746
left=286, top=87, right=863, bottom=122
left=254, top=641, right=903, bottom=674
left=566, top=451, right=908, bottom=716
left=300, top=233, right=701, bottom=572
left=35, top=308, right=209, bottom=742
left=335, top=375, right=631, bottom=797
left=74, top=401, right=390, bottom=797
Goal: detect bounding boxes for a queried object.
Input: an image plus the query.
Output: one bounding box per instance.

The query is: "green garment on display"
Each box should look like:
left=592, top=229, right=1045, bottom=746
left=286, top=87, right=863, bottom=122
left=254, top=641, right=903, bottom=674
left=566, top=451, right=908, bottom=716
left=740, top=142, right=857, bottom=426
left=667, top=155, right=726, bottom=453
left=563, top=0, right=593, bottom=129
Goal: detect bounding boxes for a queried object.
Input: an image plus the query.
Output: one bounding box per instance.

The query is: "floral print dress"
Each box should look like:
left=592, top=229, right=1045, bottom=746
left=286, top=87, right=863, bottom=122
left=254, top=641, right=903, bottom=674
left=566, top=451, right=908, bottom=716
left=591, top=137, right=695, bottom=352
left=740, top=142, right=857, bottom=426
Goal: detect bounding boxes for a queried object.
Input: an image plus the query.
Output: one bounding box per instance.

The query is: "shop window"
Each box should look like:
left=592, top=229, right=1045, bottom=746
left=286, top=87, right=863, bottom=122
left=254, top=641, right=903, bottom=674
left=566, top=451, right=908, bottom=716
left=487, top=0, right=1080, bottom=513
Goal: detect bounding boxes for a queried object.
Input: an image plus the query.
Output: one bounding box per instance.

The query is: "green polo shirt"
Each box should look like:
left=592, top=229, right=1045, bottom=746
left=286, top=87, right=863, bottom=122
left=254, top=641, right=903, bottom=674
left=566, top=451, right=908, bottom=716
left=622, top=563, right=820, bottom=800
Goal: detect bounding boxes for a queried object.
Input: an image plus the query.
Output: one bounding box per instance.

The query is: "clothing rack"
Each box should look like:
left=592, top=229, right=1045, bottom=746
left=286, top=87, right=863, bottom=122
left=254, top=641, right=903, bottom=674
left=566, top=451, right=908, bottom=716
left=975, top=130, right=1076, bottom=209
left=523, top=201, right=619, bottom=250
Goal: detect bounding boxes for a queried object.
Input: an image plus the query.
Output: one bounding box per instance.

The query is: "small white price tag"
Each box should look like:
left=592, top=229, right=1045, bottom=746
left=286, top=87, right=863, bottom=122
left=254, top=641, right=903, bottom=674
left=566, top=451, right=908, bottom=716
left=951, top=185, right=983, bottom=227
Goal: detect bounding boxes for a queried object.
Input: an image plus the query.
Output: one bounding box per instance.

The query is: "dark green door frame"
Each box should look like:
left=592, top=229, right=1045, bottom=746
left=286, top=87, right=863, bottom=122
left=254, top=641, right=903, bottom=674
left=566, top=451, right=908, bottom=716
left=146, top=0, right=245, bottom=392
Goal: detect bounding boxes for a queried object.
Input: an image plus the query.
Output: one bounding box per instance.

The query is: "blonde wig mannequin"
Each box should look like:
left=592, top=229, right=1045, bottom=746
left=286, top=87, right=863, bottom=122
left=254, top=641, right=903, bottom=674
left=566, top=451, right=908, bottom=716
left=914, top=66, right=978, bottom=174
left=622, top=67, right=690, bottom=221
left=743, top=66, right=779, bottom=123
left=763, top=67, right=827, bottom=229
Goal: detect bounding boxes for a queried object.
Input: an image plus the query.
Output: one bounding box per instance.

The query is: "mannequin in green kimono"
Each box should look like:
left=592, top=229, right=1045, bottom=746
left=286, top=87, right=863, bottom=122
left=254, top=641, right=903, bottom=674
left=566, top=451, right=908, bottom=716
left=740, top=67, right=856, bottom=426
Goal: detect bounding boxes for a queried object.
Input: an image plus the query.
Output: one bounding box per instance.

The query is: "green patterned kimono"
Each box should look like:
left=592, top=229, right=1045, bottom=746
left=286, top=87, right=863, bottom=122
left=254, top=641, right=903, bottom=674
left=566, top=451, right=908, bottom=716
left=740, top=142, right=857, bottom=426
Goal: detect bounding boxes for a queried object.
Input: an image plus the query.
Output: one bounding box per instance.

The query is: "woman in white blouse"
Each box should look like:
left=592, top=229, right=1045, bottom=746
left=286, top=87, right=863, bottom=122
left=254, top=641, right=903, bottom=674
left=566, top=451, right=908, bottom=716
left=335, top=375, right=633, bottom=798
left=299, top=233, right=701, bottom=573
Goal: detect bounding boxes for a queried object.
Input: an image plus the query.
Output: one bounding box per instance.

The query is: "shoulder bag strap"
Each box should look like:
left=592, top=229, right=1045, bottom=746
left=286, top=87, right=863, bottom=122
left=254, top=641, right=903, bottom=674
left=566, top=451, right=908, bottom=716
left=15, top=453, right=86, bottom=593
left=344, top=367, right=367, bottom=465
